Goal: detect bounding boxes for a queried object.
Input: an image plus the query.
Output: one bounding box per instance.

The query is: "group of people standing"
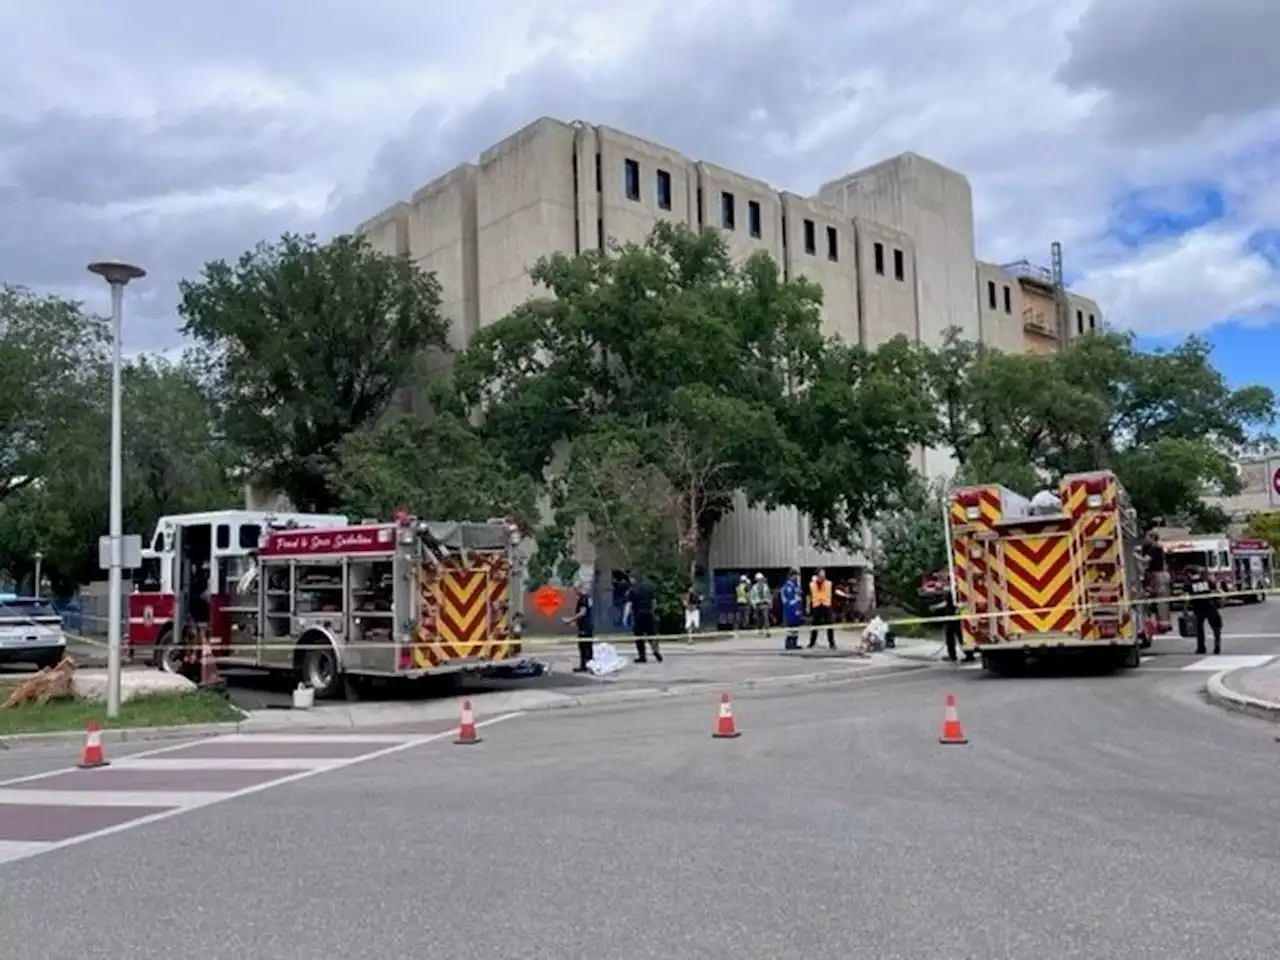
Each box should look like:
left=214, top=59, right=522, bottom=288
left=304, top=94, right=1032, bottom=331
left=566, top=575, right=665, bottom=673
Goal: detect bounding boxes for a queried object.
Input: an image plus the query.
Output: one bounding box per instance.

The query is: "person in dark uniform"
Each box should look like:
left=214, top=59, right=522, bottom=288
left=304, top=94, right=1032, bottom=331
left=931, top=592, right=974, bottom=663
left=627, top=576, right=664, bottom=663
left=1186, top=565, right=1223, bottom=656
left=565, top=583, right=595, bottom=672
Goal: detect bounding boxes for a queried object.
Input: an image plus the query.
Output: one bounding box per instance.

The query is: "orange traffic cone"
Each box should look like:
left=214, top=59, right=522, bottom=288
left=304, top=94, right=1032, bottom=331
left=712, top=692, right=741, bottom=739
left=939, top=693, right=968, bottom=745
left=78, top=721, right=109, bottom=768
left=454, top=699, right=481, bottom=745
left=198, top=631, right=224, bottom=689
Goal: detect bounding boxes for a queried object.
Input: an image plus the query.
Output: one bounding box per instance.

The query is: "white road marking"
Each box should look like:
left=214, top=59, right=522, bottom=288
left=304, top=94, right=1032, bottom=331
left=209, top=733, right=422, bottom=744
left=0, top=840, right=52, bottom=861
left=0, top=789, right=228, bottom=807
left=0, top=711, right=526, bottom=867
left=1180, top=654, right=1276, bottom=672
left=113, top=757, right=337, bottom=772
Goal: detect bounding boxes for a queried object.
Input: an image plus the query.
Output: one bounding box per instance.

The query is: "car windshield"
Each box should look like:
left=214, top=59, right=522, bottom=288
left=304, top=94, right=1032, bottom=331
left=0, top=598, right=58, bottom=620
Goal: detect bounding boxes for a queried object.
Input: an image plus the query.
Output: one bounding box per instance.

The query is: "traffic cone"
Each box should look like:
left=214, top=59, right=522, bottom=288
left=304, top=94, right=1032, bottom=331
left=78, top=721, right=109, bottom=768
left=939, top=693, right=968, bottom=745
left=454, top=699, right=481, bottom=745
left=198, top=631, right=224, bottom=691
left=712, top=692, right=741, bottom=739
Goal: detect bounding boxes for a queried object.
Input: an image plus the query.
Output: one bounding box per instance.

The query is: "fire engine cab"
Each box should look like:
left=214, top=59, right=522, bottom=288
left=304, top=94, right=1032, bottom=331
left=1162, top=535, right=1273, bottom=604
left=129, top=510, right=347, bottom=670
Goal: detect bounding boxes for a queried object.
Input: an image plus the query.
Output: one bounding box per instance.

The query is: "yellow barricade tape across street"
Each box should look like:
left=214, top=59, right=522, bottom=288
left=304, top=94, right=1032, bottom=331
left=58, top=585, right=1280, bottom=656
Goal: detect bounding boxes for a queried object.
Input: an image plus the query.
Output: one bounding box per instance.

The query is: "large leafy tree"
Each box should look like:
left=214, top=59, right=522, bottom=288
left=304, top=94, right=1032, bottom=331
left=0, top=357, right=234, bottom=592
left=926, top=328, right=1276, bottom=527
left=179, top=233, right=449, bottom=512
left=456, top=222, right=936, bottom=581
left=330, top=398, right=538, bottom=531
left=871, top=476, right=949, bottom=618
left=0, top=284, right=109, bottom=502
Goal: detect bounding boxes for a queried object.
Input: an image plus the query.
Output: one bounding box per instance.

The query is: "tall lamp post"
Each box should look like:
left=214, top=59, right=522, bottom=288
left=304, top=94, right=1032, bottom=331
left=32, top=552, right=42, bottom=598
left=88, top=260, right=146, bottom=719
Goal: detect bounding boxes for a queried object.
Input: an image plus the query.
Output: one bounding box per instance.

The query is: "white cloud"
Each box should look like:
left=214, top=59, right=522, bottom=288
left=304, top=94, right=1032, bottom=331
left=0, top=0, right=1277, bottom=349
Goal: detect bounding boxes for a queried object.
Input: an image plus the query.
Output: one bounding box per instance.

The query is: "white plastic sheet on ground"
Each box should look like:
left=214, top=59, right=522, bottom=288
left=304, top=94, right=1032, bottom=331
left=861, top=616, right=889, bottom=651
left=587, top=642, right=626, bottom=678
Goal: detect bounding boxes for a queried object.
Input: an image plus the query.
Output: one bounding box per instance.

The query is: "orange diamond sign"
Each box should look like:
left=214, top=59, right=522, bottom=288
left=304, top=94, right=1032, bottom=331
left=531, top=584, right=564, bottom=617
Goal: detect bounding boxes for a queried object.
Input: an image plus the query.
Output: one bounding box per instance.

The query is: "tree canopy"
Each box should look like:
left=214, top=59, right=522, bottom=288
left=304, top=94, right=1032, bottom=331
left=179, top=233, right=450, bottom=512
left=455, top=222, right=936, bottom=581
left=926, top=328, right=1276, bottom=528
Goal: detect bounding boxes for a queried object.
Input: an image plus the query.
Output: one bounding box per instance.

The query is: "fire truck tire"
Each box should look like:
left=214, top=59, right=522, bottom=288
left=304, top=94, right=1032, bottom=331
left=1122, top=645, right=1141, bottom=669
left=154, top=627, right=184, bottom=674
left=296, top=638, right=344, bottom=700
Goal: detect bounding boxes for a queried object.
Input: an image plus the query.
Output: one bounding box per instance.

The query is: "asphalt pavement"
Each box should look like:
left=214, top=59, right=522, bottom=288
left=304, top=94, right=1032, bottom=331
left=1, top=603, right=1278, bottom=958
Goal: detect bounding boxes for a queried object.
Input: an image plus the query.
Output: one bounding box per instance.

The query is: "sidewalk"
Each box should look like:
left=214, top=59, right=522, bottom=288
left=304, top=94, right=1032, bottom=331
left=1204, top=657, right=1280, bottom=722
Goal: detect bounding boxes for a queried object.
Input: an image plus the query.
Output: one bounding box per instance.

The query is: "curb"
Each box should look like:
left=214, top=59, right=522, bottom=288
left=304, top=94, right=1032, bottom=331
left=0, top=662, right=927, bottom=747
left=1204, top=669, right=1280, bottom=723
left=0, top=720, right=243, bottom=751
left=237, top=661, right=929, bottom=733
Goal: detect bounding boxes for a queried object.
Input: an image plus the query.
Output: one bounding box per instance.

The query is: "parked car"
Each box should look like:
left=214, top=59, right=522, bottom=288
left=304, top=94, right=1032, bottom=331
left=0, top=593, right=67, bottom=669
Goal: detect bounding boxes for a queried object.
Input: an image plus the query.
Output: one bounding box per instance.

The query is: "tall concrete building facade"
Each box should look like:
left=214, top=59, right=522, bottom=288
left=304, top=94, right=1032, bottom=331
left=356, top=117, right=1106, bottom=576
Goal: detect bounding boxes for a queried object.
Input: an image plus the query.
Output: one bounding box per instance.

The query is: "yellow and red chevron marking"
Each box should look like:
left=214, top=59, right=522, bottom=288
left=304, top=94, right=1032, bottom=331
left=1001, top=531, right=1079, bottom=634
left=412, top=554, right=519, bottom=668
left=950, top=487, right=1003, bottom=528
left=1063, top=475, right=1117, bottom=518
left=954, top=541, right=990, bottom=646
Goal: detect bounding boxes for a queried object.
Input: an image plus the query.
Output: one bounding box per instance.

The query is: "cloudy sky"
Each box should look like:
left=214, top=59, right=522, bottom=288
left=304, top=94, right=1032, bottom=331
left=2, top=0, right=1278, bottom=388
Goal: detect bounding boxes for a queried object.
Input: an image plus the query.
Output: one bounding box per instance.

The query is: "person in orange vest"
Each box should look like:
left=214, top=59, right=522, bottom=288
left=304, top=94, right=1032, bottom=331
left=807, top=568, right=836, bottom=649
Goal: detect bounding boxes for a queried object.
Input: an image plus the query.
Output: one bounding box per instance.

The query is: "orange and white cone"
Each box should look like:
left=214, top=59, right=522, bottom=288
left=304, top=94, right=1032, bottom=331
left=712, top=692, right=741, bottom=739
left=78, top=721, right=109, bottom=768
left=198, top=631, right=223, bottom=688
left=454, top=698, right=482, bottom=745
left=939, top=693, right=968, bottom=745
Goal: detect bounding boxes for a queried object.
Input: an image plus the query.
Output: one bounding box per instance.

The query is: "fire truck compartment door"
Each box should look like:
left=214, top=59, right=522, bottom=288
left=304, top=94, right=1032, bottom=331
left=998, top=530, right=1079, bottom=636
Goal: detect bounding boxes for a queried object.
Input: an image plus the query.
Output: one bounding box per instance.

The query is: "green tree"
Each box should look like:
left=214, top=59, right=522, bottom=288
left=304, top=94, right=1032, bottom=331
left=456, top=223, right=935, bottom=582
left=178, top=233, right=449, bottom=512
left=871, top=477, right=949, bottom=617
left=926, top=329, right=1276, bottom=527
left=1243, top=511, right=1280, bottom=552
left=330, top=404, right=539, bottom=530
left=0, top=284, right=109, bottom=502
left=0, top=357, right=233, bottom=592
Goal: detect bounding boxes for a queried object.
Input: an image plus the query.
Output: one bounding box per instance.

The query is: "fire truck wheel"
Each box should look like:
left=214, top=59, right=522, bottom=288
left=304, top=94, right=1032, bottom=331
left=296, top=639, right=343, bottom=700
left=154, top=627, right=184, bottom=675
left=1122, top=645, right=1141, bottom=669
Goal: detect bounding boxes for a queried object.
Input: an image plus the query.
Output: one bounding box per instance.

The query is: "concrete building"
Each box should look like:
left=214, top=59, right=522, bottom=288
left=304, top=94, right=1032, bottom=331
left=976, top=258, right=1102, bottom=356
left=355, top=116, right=1108, bottom=581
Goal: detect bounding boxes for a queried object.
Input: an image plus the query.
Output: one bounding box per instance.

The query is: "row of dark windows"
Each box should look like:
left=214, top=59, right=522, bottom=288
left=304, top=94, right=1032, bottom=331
left=985, top=279, right=1099, bottom=332
left=623, top=155, right=908, bottom=280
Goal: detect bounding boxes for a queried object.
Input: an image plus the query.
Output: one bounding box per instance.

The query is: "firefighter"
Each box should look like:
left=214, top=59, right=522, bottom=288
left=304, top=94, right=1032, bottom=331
left=807, top=568, right=836, bottom=650
left=780, top=568, right=803, bottom=650
left=1185, top=565, right=1223, bottom=656
left=931, top=592, right=973, bottom=663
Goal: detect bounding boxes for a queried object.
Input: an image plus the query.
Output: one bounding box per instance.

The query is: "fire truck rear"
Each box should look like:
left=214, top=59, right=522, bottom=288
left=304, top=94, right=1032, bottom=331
left=218, top=514, right=527, bottom=698
left=946, top=470, right=1148, bottom=673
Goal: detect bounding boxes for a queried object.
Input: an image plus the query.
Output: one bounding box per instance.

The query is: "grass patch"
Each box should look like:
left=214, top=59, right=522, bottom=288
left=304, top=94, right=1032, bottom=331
left=0, top=685, right=241, bottom=736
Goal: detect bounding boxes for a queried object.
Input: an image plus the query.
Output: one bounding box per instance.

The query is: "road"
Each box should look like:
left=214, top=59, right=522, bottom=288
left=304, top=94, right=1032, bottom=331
left=0, top=602, right=1278, bottom=958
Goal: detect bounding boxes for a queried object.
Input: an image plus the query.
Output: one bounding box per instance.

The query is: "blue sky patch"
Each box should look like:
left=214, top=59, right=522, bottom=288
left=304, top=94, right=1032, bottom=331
left=1107, top=180, right=1227, bottom=248
left=1246, top=228, right=1280, bottom=268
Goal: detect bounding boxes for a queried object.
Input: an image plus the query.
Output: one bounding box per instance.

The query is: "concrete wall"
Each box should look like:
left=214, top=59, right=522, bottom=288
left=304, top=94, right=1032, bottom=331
left=597, top=125, right=696, bottom=247
left=697, top=162, right=785, bottom=264
left=975, top=262, right=1025, bottom=354
left=780, top=192, right=858, bottom=343
left=407, top=164, right=479, bottom=351
left=855, top=219, right=918, bottom=349
left=355, top=202, right=410, bottom=257
left=1066, top=292, right=1102, bottom=341
left=818, top=153, right=979, bottom=347
left=474, top=117, right=580, bottom=327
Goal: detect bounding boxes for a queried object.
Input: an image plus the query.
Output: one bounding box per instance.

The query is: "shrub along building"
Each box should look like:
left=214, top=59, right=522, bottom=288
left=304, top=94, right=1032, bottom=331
left=356, top=117, right=1106, bottom=619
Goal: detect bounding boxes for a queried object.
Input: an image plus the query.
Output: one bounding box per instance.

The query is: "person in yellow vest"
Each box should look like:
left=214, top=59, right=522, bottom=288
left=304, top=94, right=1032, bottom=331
left=807, top=568, right=836, bottom=649
left=734, top=575, right=751, bottom=631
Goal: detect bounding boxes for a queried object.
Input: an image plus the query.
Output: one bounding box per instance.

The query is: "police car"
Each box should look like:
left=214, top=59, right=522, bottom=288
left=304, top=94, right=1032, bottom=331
left=0, top=593, right=67, bottom=669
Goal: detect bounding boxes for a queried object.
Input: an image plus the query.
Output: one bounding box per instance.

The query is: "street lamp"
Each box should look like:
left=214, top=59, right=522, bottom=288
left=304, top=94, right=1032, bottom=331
left=32, top=552, right=42, bottom=598
left=88, top=260, right=146, bottom=719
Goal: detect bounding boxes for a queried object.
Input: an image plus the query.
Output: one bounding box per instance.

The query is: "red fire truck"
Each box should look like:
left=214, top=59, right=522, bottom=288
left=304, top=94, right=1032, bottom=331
left=130, top=511, right=526, bottom=698
left=129, top=510, right=347, bottom=669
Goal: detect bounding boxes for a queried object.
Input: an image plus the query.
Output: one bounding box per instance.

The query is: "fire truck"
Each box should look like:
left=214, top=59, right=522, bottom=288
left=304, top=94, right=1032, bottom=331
left=129, top=510, right=347, bottom=669
left=1163, top=535, right=1274, bottom=604
left=130, top=511, right=526, bottom=698
left=945, top=471, right=1149, bottom=673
